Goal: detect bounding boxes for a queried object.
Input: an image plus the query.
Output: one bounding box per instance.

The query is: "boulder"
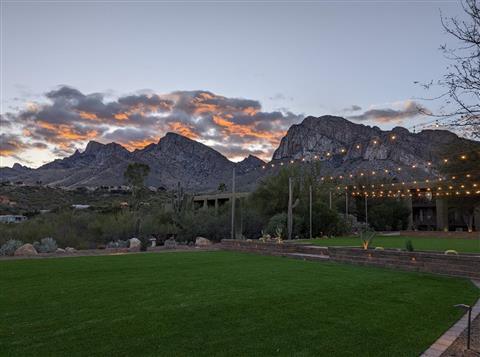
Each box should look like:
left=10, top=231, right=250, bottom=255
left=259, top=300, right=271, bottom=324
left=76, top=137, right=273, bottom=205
left=14, top=244, right=38, bottom=256
left=195, top=237, right=212, bottom=247
left=65, top=247, right=76, bottom=253
left=56, top=248, right=66, bottom=253
left=128, top=238, right=141, bottom=252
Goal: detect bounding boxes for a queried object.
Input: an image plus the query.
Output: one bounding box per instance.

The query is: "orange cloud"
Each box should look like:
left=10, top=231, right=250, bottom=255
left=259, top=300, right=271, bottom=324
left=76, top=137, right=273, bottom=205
left=212, top=115, right=285, bottom=145
left=168, top=122, right=200, bottom=140
left=114, top=113, right=129, bottom=120
left=78, top=111, right=99, bottom=120
left=121, top=138, right=159, bottom=151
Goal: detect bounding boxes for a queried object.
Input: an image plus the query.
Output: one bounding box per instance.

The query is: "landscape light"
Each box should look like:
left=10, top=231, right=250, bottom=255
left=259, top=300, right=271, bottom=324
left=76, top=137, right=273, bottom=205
left=461, top=155, right=467, bottom=160
left=391, top=135, right=396, bottom=140
left=454, top=304, right=472, bottom=350
left=356, top=144, right=361, bottom=149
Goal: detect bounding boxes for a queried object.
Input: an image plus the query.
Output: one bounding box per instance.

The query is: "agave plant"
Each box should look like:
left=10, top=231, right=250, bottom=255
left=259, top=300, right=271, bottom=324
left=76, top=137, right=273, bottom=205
left=359, top=230, right=376, bottom=250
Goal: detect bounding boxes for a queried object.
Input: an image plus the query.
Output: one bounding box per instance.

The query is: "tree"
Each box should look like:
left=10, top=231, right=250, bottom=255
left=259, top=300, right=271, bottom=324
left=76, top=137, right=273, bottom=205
left=249, top=165, right=347, bottom=238
left=124, top=163, right=150, bottom=200
left=217, top=183, right=227, bottom=192
left=124, top=163, right=150, bottom=237
left=438, top=143, right=480, bottom=231
left=420, top=0, right=480, bottom=138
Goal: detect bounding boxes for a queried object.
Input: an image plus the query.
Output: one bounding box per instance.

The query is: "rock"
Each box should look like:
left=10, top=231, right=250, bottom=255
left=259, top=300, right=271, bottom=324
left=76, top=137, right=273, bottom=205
left=56, top=248, right=66, bottom=253
left=65, top=247, right=76, bottom=253
left=195, top=237, right=212, bottom=246
left=164, top=237, right=177, bottom=249
left=128, top=238, right=141, bottom=251
left=14, top=244, right=38, bottom=256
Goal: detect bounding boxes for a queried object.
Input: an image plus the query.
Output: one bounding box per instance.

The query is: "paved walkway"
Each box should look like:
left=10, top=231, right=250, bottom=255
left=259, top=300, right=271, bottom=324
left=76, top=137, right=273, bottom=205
left=421, top=280, right=480, bottom=357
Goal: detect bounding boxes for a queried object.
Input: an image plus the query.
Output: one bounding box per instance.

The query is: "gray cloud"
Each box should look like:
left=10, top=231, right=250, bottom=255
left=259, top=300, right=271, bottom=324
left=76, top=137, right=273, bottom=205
left=342, top=105, right=362, bottom=112
left=348, top=101, right=429, bottom=123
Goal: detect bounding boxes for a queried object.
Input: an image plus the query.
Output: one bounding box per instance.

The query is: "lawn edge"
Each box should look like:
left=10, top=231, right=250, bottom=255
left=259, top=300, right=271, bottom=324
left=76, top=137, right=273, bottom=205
left=421, top=279, right=480, bottom=357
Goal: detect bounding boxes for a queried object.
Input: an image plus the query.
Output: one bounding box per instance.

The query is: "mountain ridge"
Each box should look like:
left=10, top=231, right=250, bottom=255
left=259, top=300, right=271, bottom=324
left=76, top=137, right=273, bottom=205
left=2, top=115, right=479, bottom=191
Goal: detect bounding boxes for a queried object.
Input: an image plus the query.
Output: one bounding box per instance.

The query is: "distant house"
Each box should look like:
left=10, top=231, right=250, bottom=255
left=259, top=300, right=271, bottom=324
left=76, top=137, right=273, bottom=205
left=71, top=204, right=91, bottom=210
left=0, top=215, right=28, bottom=223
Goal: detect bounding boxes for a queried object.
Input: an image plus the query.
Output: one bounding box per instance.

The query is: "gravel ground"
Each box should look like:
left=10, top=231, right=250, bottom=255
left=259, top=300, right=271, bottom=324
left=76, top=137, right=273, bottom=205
left=442, top=314, right=480, bottom=356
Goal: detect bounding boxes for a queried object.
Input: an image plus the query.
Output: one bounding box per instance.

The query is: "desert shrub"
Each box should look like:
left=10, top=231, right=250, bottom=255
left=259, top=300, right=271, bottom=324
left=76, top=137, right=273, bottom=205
left=0, top=239, right=23, bottom=256
left=176, top=208, right=230, bottom=242
left=106, top=240, right=129, bottom=248
left=405, top=240, right=414, bottom=252
left=33, top=237, right=58, bottom=253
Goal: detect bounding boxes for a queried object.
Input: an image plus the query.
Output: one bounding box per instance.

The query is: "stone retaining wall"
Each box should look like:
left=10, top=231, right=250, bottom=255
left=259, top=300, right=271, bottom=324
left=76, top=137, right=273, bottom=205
left=399, top=230, right=479, bottom=239
left=328, top=247, right=480, bottom=279
left=220, top=239, right=329, bottom=256
left=220, top=240, right=480, bottom=279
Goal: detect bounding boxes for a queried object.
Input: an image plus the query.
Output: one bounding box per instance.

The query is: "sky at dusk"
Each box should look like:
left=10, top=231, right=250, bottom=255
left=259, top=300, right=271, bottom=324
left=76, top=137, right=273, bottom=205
left=0, top=0, right=468, bottom=167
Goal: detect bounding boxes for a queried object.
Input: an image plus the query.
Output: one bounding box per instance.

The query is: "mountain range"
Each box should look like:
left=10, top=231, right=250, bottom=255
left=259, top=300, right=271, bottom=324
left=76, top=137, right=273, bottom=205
left=2, top=115, right=479, bottom=193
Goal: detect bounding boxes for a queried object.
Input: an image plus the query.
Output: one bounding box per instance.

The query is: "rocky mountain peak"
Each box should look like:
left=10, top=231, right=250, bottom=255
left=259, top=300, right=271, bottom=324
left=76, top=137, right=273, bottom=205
left=236, top=155, right=265, bottom=172
left=83, top=141, right=129, bottom=156
left=272, top=115, right=480, bottom=181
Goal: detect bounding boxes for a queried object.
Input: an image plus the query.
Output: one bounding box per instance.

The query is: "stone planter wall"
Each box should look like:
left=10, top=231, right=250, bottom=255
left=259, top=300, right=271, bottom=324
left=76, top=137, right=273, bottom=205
left=220, top=240, right=480, bottom=279
left=328, top=247, right=480, bottom=280
left=220, top=239, right=329, bottom=256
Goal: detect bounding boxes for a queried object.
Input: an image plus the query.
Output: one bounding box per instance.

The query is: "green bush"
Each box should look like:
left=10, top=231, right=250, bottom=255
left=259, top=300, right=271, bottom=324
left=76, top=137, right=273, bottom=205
left=264, top=213, right=287, bottom=238
left=176, top=208, right=230, bottom=242
left=405, top=240, right=414, bottom=252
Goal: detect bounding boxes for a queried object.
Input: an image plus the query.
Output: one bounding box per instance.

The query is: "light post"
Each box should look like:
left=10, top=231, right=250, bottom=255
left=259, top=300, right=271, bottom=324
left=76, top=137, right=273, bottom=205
left=231, top=167, right=236, bottom=240
left=288, top=177, right=293, bottom=240
left=309, top=185, right=313, bottom=239
left=454, top=304, right=472, bottom=350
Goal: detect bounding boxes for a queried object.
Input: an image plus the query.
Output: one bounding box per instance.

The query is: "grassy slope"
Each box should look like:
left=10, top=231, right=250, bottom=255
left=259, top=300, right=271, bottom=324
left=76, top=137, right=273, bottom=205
left=1, top=251, right=478, bottom=356
left=299, top=235, right=480, bottom=253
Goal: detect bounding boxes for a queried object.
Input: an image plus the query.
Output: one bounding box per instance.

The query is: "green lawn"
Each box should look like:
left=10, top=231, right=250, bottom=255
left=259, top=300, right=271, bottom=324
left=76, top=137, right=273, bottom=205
left=298, top=235, right=480, bottom=253
left=1, top=251, right=478, bottom=356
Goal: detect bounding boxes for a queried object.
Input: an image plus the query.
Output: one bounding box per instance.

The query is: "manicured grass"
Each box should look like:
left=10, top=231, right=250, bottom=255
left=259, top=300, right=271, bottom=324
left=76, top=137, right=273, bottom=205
left=1, top=251, right=478, bottom=356
left=299, top=235, right=480, bottom=253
